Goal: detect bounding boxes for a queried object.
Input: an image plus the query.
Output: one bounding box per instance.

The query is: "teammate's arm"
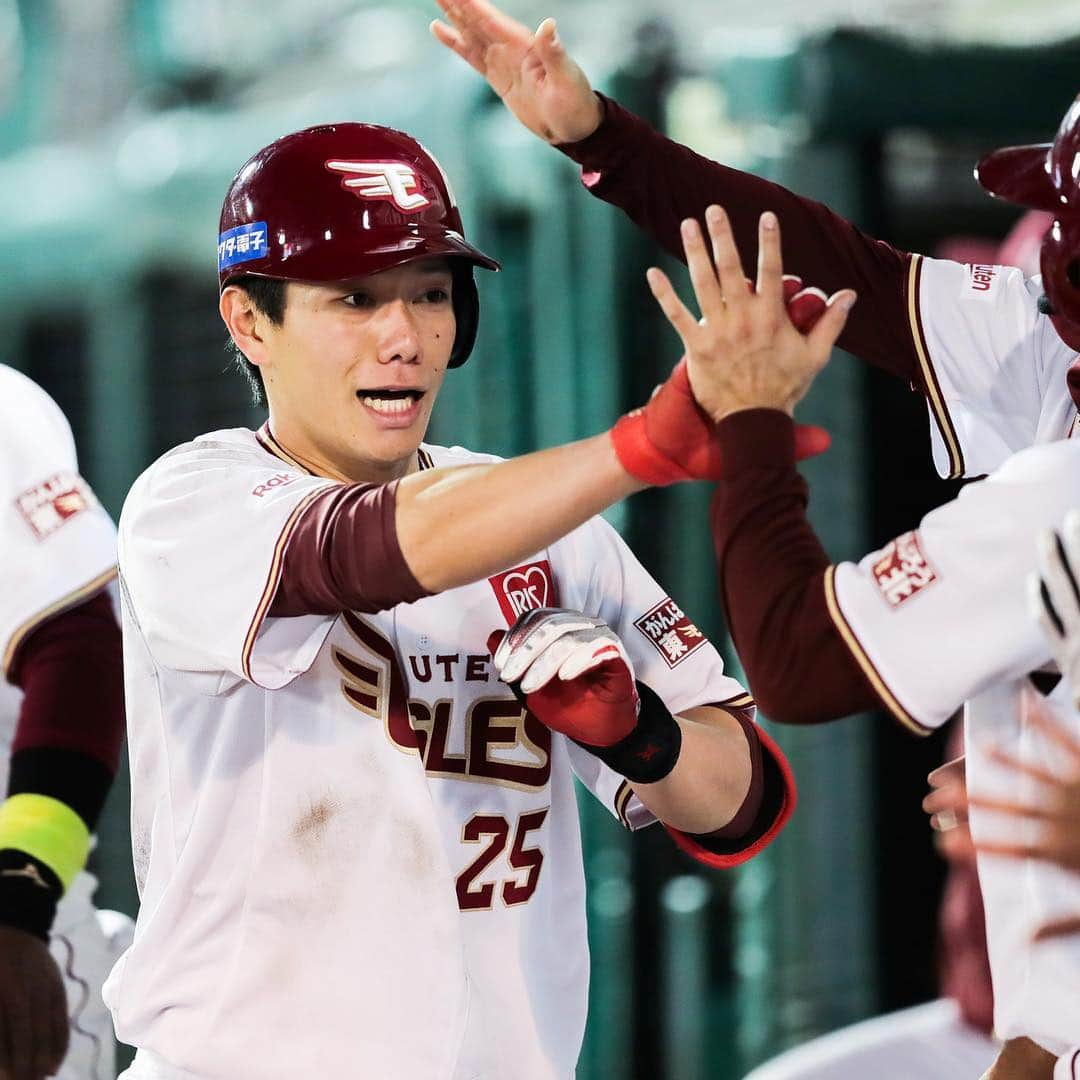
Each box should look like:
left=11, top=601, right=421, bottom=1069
left=0, top=590, right=125, bottom=1078
left=432, top=0, right=920, bottom=385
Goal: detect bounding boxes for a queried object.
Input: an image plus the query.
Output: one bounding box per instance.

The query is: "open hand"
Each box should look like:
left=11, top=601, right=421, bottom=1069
left=646, top=206, right=856, bottom=423
left=431, top=0, right=602, bottom=144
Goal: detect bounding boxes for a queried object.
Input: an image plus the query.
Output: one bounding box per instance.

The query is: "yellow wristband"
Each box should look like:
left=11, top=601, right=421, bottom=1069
left=0, top=794, right=90, bottom=892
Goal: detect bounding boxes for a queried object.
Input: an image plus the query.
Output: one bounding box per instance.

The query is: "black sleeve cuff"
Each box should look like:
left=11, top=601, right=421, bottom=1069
left=0, top=851, right=61, bottom=941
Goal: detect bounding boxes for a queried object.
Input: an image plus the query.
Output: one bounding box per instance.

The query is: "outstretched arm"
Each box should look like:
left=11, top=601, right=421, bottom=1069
left=432, top=0, right=921, bottom=386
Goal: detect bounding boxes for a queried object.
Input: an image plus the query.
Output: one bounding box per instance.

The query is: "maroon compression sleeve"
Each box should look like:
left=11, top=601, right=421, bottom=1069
left=558, top=95, right=922, bottom=386
left=271, top=481, right=431, bottom=617
left=9, top=590, right=124, bottom=782
left=706, top=707, right=765, bottom=840
left=711, top=410, right=882, bottom=722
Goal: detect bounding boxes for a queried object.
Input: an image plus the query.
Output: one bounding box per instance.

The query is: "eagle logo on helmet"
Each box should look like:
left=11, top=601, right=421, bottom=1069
left=324, top=160, right=431, bottom=212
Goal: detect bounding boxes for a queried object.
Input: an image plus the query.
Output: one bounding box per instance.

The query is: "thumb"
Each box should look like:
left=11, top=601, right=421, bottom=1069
left=806, top=289, right=856, bottom=353
left=793, top=424, right=831, bottom=460
left=486, top=630, right=507, bottom=658
left=533, top=17, right=570, bottom=70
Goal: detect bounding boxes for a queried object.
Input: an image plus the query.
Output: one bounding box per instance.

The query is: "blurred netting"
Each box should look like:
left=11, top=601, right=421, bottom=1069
left=2, top=2, right=1080, bottom=1077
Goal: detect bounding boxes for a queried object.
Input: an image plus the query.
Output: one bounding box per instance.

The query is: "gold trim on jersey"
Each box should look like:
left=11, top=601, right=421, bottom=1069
left=3, top=567, right=117, bottom=679
left=823, top=565, right=931, bottom=737
left=907, top=255, right=965, bottom=480
left=614, top=780, right=634, bottom=830
left=255, top=423, right=312, bottom=474
left=240, top=487, right=333, bottom=684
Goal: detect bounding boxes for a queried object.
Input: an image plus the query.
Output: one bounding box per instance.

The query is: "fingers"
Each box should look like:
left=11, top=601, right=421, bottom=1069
left=984, top=743, right=1062, bottom=787
left=754, top=211, right=783, bottom=306
left=928, top=755, right=966, bottom=789
left=430, top=20, right=481, bottom=69
left=703, top=206, right=748, bottom=313
left=646, top=267, right=700, bottom=346
left=935, top=823, right=977, bottom=862
left=497, top=614, right=599, bottom=684
left=681, top=218, right=726, bottom=324
left=792, top=424, right=832, bottom=460
left=805, top=289, right=856, bottom=356
left=558, top=640, right=624, bottom=682
left=966, top=792, right=1053, bottom=821
left=787, top=287, right=828, bottom=334
left=520, top=634, right=580, bottom=694
left=486, top=630, right=507, bottom=658
left=781, top=275, right=804, bottom=303
left=532, top=16, right=564, bottom=66
left=1033, top=915, right=1080, bottom=942
left=1022, top=698, right=1080, bottom=767
left=922, top=783, right=969, bottom=828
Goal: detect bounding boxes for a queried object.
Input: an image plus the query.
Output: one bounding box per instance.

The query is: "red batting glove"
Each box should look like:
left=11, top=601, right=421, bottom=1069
left=610, top=276, right=833, bottom=486
left=487, top=612, right=638, bottom=747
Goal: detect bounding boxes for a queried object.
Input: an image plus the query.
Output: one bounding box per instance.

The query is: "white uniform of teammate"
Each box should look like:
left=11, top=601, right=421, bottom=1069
left=0, top=364, right=121, bottom=1078
left=825, top=260, right=1080, bottom=1058
left=107, top=424, right=753, bottom=1080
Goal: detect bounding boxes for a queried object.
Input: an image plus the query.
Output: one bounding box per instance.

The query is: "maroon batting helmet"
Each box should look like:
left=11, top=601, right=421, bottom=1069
left=975, top=95, right=1080, bottom=350
left=218, top=123, right=500, bottom=367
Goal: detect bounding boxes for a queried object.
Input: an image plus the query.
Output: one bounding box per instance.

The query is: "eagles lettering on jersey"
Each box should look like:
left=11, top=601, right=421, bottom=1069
left=335, top=611, right=552, bottom=792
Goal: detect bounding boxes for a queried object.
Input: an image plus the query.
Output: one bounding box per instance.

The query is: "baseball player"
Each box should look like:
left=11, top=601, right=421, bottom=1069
left=433, top=6, right=1080, bottom=1072
left=0, top=364, right=126, bottom=1079
left=102, top=121, right=845, bottom=1079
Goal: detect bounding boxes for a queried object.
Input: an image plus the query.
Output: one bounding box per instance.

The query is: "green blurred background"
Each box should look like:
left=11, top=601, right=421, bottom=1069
left=2, top=1, right=1080, bottom=1075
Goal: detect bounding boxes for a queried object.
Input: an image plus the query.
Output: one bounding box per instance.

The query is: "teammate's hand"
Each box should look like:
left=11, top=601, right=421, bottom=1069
left=965, top=701, right=1080, bottom=883
left=0, top=926, right=68, bottom=1079
left=647, top=206, right=856, bottom=423
left=923, top=755, right=975, bottom=862
left=487, top=609, right=638, bottom=747
left=609, top=273, right=833, bottom=485
left=431, top=1, right=602, bottom=144
left=1031, top=510, right=1080, bottom=709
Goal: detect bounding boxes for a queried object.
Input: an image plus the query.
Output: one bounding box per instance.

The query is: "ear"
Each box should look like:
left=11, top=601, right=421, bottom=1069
left=220, top=286, right=271, bottom=369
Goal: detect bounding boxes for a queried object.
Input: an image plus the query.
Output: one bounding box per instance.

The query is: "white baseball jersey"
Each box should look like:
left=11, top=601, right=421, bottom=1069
left=1058, top=1047, right=1080, bottom=1078
left=908, top=255, right=1079, bottom=480
left=107, top=426, right=751, bottom=1080
left=827, top=437, right=1080, bottom=1054
left=0, top=364, right=120, bottom=1077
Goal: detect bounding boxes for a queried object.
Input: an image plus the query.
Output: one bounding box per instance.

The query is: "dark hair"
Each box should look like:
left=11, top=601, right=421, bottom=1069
left=224, top=275, right=287, bottom=406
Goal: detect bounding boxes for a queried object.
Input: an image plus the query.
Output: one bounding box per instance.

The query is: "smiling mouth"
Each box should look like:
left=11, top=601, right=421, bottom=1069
left=356, top=388, right=424, bottom=415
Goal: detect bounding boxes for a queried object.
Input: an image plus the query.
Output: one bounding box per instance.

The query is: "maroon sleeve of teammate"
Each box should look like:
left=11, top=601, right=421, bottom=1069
left=711, top=409, right=883, bottom=722
left=558, top=95, right=922, bottom=387
left=271, top=481, right=431, bottom=617
left=665, top=706, right=797, bottom=869
left=8, top=590, right=124, bottom=828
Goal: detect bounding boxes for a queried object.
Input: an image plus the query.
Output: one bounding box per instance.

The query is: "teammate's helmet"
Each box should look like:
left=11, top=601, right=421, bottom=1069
left=975, top=95, right=1080, bottom=350
left=218, top=123, right=500, bottom=367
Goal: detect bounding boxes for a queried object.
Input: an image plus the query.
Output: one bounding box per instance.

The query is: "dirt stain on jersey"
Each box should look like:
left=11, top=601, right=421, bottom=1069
left=292, top=797, right=340, bottom=851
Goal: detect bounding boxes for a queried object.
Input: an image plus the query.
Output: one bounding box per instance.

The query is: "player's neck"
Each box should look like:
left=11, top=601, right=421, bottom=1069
left=262, top=417, right=419, bottom=484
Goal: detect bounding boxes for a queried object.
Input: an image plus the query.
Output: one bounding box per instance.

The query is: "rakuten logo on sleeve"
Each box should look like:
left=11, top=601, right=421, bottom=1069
left=16, top=472, right=94, bottom=541
left=871, top=530, right=939, bottom=608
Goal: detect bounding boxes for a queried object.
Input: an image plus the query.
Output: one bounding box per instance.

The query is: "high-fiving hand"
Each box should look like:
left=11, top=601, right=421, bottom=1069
left=647, top=206, right=856, bottom=423
left=431, top=0, right=602, bottom=144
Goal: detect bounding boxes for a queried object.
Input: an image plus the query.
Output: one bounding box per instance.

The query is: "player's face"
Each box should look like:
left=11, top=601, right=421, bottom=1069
left=261, top=259, right=456, bottom=482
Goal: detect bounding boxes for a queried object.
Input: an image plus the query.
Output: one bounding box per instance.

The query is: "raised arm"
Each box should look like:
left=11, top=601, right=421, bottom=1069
left=432, top=0, right=921, bottom=386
